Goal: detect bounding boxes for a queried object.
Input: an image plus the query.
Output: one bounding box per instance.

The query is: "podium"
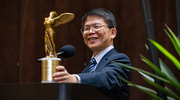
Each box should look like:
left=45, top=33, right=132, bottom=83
left=0, top=83, right=110, bottom=100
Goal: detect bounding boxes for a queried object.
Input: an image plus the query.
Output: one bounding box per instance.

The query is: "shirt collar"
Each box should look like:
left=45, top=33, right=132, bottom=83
left=92, top=45, right=114, bottom=64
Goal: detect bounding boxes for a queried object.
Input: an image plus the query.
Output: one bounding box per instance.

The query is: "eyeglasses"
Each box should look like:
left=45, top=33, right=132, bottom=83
left=80, top=25, right=111, bottom=34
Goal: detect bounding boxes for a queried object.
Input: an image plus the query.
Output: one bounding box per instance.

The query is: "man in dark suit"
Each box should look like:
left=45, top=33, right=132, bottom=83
left=53, top=8, right=131, bottom=100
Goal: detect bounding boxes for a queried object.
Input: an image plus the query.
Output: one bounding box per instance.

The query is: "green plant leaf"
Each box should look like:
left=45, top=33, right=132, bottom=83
left=167, top=96, right=176, bottom=100
left=165, top=87, right=177, bottom=100
left=129, top=83, right=156, bottom=94
left=141, top=55, right=180, bottom=91
left=165, top=24, right=180, bottom=47
left=119, top=76, right=176, bottom=100
left=149, top=39, right=180, bottom=70
left=119, top=77, right=163, bottom=100
left=113, top=59, right=180, bottom=92
left=159, top=59, right=180, bottom=90
left=143, top=77, right=180, bottom=100
left=145, top=44, right=149, bottom=50
left=164, top=29, right=180, bottom=57
left=138, top=71, right=154, bottom=82
left=119, top=77, right=156, bottom=94
left=112, top=61, right=169, bottom=83
left=140, top=55, right=167, bottom=78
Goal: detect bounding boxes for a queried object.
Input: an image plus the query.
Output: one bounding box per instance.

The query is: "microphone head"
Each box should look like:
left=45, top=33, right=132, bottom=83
left=58, top=45, right=75, bottom=58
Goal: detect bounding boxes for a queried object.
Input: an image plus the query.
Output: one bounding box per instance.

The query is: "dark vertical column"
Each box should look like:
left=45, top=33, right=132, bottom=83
left=140, top=0, right=167, bottom=99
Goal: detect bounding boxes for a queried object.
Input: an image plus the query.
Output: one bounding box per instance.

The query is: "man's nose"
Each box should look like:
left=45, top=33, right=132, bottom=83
left=89, top=27, right=94, bottom=33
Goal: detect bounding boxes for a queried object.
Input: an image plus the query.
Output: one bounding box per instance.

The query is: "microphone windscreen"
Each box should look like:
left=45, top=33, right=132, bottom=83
left=59, top=45, right=75, bottom=58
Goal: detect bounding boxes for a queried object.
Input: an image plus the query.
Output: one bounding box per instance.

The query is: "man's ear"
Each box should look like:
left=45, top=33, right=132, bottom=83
left=111, top=28, right=117, bottom=39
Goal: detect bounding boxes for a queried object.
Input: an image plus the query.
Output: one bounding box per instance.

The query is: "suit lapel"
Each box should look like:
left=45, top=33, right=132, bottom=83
left=95, top=48, right=117, bottom=71
left=82, top=64, right=90, bottom=73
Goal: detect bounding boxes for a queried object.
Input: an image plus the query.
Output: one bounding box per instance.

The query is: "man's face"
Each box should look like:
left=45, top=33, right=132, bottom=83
left=82, top=16, right=116, bottom=55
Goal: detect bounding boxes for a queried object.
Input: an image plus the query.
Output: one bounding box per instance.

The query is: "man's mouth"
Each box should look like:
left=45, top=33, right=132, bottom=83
left=88, top=37, right=98, bottom=41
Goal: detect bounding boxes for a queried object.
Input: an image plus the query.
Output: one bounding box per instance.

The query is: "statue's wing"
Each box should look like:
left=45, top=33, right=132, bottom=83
left=52, top=13, right=74, bottom=27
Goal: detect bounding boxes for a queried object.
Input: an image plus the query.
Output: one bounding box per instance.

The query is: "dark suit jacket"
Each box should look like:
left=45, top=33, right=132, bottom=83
left=78, top=48, right=131, bottom=100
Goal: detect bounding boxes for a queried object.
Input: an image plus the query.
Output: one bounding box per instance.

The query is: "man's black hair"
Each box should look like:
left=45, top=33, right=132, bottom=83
left=82, top=8, right=116, bottom=28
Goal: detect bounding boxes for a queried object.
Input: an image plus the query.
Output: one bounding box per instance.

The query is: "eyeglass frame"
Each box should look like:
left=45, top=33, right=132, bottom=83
left=80, top=25, right=112, bottom=34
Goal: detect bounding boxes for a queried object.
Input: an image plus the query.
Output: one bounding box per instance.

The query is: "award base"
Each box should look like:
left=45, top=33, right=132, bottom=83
left=41, top=58, right=61, bottom=83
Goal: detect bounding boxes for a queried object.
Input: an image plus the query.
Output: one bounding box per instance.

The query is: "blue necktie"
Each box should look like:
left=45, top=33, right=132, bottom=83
left=88, top=58, right=97, bottom=73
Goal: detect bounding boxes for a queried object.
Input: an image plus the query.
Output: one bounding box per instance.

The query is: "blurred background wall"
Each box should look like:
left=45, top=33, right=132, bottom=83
left=0, top=0, right=179, bottom=99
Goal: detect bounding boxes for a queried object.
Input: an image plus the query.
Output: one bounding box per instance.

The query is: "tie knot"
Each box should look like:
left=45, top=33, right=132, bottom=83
left=90, top=58, right=97, bottom=65
left=88, top=58, right=97, bottom=73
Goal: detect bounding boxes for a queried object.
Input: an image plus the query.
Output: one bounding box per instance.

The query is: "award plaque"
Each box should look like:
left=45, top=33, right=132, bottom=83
left=41, top=11, right=74, bottom=83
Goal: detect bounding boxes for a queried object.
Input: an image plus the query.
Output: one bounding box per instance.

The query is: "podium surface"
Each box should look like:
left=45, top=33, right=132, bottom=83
left=0, top=83, right=110, bottom=100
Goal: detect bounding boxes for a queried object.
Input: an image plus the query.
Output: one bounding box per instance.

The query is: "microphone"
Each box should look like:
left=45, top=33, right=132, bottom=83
left=38, top=45, right=75, bottom=63
left=57, top=45, right=75, bottom=58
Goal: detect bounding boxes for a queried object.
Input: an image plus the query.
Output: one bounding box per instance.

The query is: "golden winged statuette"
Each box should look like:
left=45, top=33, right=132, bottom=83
left=41, top=11, right=74, bottom=83
left=44, top=11, right=74, bottom=58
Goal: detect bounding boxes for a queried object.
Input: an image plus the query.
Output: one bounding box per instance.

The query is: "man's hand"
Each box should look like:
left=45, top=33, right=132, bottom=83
left=53, top=66, right=78, bottom=83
